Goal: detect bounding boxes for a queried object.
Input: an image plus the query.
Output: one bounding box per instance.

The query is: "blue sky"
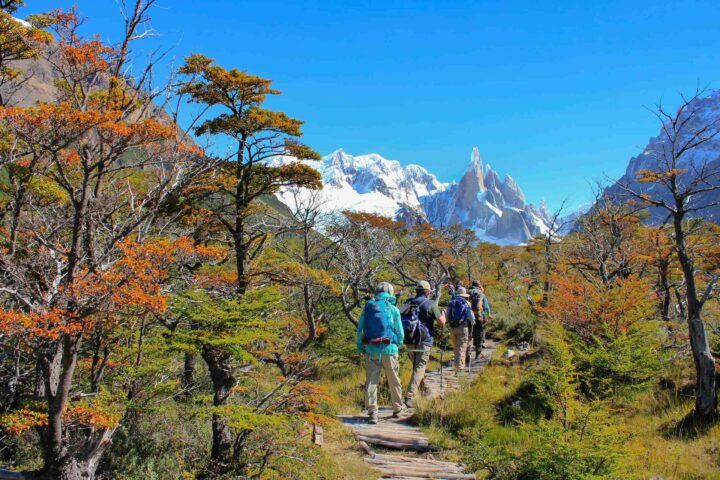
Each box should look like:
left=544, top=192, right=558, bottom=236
left=19, top=0, right=720, bottom=211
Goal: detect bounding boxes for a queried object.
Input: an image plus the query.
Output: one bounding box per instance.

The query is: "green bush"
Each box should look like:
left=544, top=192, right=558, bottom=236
left=572, top=321, right=666, bottom=400
left=497, top=380, right=554, bottom=425
left=463, top=412, right=628, bottom=480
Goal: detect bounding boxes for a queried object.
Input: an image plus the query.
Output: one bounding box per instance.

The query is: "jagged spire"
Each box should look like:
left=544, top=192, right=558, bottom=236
left=468, top=147, right=485, bottom=191
left=471, top=147, right=482, bottom=166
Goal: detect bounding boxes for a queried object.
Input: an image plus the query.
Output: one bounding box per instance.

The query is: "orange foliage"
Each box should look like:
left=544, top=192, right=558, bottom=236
left=65, top=404, right=121, bottom=430
left=0, top=237, right=223, bottom=344
left=1, top=408, right=48, bottom=436
left=540, top=274, right=654, bottom=341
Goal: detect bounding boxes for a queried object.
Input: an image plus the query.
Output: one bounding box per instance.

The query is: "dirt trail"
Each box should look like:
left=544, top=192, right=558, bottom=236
left=338, top=340, right=499, bottom=480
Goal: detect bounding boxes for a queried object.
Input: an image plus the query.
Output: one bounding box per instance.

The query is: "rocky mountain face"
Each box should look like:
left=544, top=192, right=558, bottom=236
left=603, top=90, right=720, bottom=224
left=273, top=148, right=553, bottom=245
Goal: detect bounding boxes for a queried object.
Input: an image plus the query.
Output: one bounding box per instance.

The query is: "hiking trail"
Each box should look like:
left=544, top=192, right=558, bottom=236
left=338, top=339, right=498, bottom=480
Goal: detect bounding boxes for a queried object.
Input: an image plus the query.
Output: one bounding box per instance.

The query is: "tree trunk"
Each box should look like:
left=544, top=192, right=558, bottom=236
left=687, top=310, right=717, bottom=417
left=20, top=458, right=101, bottom=480
left=659, top=266, right=671, bottom=321
left=201, top=347, right=236, bottom=467
left=673, top=213, right=716, bottom=418
left=182, top=351, right=197, bottom=391
left=299, top=285, right=316, bottom=351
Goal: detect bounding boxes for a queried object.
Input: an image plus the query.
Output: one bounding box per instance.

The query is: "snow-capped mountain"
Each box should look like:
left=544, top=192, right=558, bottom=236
left=603, top=89, right=720, bottom=224
left=273, top=148, right=553, bottom=245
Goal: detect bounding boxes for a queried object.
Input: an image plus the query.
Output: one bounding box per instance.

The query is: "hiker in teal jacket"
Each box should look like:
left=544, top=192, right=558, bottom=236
left=356, top=282, right=405, bottom=423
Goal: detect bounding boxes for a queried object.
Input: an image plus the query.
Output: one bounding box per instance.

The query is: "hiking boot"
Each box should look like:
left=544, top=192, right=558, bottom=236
left=475, top=350, right=482, bottom=360
left=368, top=412, right=378, bottom=424
left=404, top=398, right=415, bottom=409
left=392, top=405, right=407, bottom=418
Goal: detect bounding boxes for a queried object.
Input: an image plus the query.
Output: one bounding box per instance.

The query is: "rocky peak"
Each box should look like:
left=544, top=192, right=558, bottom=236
left=500, top=174, right=526, bottom=209
left=455, top=148, right=488, bottom=209
left=484, top=165, right=501, bottom=190
left=470, top=147, right=485, bottom=191
left=274, top=147, right=553, bottom=245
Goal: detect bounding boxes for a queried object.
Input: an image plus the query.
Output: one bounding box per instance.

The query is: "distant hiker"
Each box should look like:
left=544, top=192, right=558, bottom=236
left=400, top=280, right=445, bottom=408
left=446, top=286, right=475, bottom=371
left=356, top=282, right=405, bottom=424
left=468, top=281, right=492, bottom=360
left=446, top=281, right=464, bottom=297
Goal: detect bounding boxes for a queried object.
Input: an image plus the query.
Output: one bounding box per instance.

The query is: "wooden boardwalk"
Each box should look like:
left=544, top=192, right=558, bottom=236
left=338, top=340, right=498, bottom=480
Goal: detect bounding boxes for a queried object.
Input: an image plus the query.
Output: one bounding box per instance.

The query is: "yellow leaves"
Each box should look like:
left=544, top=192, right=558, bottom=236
left=246, top=107, right=303, bottom=136
left=343, top=210, right=401, bottom=230
left=0, top=9, right=53, bottom=68
left=28, top=176, right=71, bottom=204
left=179, top=54, right=280, bottom=109
left=635, top=168, right=687, bottom=183
left=284, top=138, right=321, bottom=161
left=272, top=162, right=323, bottom=191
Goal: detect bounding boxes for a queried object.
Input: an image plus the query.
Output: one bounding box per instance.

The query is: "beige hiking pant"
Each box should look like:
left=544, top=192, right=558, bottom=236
left=406, top=344, right=431, bottom=401
left=365, top=354, right=404, bottom=414
left=452, top=326, right=469, bottom=370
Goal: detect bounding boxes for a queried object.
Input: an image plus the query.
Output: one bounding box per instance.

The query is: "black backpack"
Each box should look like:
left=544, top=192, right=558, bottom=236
left=400, top=299, right=432, bottom=346
left=469, top=289, right=482, bottom=311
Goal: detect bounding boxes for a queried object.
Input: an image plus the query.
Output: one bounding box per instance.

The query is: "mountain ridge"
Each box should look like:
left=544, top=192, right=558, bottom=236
left=273, top=148, right=553, bottom=245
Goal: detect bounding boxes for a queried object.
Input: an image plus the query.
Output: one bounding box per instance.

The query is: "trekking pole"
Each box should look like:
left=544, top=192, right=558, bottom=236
left=440, top=326, right=445, bottom=393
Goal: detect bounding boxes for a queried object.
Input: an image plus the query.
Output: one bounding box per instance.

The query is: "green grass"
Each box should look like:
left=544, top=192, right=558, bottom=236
left=412, top=347, right=720, bottom=480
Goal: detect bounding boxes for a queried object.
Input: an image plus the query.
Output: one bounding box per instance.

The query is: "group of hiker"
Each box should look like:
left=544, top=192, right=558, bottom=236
left=356, top=279, right=492, bottom=424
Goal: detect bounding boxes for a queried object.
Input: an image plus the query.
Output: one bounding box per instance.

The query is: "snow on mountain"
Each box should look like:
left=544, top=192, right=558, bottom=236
left=272, top=148, right=553, bottom=245
left=272, top=149, right=448, bottom=219
left=12, top=16, right=32, bottom=28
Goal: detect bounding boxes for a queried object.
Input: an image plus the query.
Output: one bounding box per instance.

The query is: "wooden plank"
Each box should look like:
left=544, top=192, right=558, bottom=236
left=337, top=343, right=494, bottom=480
left=367, top=461, right=465, bottom=474
left=371, top=467, right=475, bottom=479
left=368, top=456, right=465, bottom=469
left=355, top=436, right=431, bottom=452
left=355, top=433, right=428, bottom=446
left=350, top=430, right=428, bottom=442
left=372, top=453, right=465, bottom=466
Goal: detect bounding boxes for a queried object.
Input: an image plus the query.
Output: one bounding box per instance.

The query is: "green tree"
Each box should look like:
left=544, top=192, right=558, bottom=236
left=177, top=54, right=322, bottom=469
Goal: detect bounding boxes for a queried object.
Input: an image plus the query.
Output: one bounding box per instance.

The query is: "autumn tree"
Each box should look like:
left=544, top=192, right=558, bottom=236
left=271, top=189, right=340, bottom=350
left=637, top=224, right=682, bottom=321
left=177, top=54, right=322, bottom=469
left=525, top=201, right=567, bottom=306
left=179, top=54, right=321, bottom=295
left=0, top=3, right=210, bottom=478
left=563, top=195, right=644, bottom=287
left=620, top=90, right=720, bottom=419
left=386, top=222, right=475, bottom=299
left=326, top=211, right=395, bottom=326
